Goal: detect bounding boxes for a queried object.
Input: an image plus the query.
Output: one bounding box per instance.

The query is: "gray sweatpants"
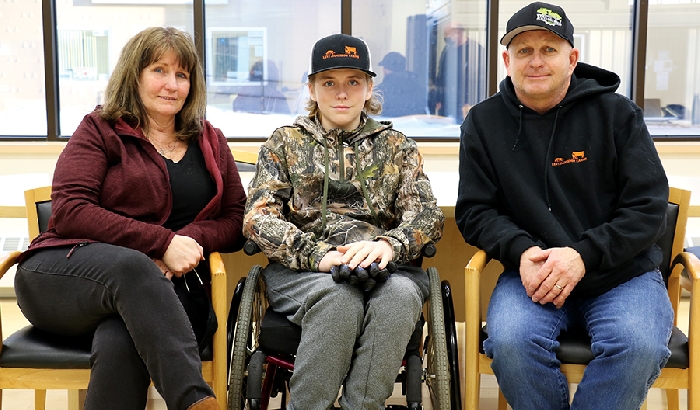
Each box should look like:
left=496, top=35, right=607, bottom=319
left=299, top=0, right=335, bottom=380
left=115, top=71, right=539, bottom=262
left=262, top=263, right=429, bottom=410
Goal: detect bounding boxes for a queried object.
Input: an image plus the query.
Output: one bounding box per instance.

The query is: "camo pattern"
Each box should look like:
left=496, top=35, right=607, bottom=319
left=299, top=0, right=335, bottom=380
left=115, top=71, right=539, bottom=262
left=244, top=114, right=444, bottom=271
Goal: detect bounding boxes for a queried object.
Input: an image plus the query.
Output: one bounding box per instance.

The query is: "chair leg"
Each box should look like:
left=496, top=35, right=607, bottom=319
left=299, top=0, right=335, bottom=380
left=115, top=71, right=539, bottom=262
left=497, top=388, right=508, bottom=410
left=67, top=389, right=86, bottom=410
left=34, top=389, right=47, bottom=410
left=665, top=388, right=680, bottom=410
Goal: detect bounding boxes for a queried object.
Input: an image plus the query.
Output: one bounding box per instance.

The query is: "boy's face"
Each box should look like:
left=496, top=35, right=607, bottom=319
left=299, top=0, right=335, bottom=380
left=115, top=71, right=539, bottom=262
left=309, top=68, right=373, bottom=131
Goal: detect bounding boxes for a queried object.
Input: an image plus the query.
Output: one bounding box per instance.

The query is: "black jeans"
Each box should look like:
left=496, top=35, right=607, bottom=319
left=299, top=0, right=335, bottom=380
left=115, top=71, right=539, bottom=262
left=15, top=243, right=214, bottom=410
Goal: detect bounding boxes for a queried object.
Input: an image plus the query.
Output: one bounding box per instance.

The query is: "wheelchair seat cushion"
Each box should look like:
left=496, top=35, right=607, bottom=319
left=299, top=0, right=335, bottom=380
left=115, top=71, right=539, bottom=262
left=0, top=325, right=214, bottom=369
left=259, top=307, right=425, bottom=358
left=259, top=307, right=302, bottom=356
left=479, top=324, right=688, bottom=369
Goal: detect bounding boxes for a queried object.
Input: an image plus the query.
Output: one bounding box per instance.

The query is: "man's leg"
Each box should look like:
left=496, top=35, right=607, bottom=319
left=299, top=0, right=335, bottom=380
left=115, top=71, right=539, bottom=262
left=262, top=263, right=365, bottom=410
left=484, top=270, right=574, bottom=410
left=572, top=269, right=673, bottom=409
left=339, top=273, right=424, bottom=410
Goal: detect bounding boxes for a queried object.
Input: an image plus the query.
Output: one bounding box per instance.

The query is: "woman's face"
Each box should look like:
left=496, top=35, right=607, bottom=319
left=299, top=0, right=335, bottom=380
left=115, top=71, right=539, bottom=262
left=138, top=50, right=190, bottom=125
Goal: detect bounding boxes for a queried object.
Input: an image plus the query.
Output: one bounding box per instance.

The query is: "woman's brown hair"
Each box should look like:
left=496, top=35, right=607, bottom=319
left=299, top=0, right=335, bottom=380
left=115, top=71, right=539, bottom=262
left=100, top=27, right=206, bottom=142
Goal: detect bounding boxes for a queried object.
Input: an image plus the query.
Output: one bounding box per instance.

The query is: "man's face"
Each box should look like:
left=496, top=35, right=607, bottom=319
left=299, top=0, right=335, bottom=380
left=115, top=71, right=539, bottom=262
left=503, top=30, right=578, bottom=111
left=308, top=68, right=373, bottom=131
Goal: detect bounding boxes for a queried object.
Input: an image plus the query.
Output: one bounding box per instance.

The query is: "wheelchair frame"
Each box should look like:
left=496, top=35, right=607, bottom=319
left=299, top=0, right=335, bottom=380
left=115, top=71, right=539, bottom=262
left=227, top=264, right=461, bottom=410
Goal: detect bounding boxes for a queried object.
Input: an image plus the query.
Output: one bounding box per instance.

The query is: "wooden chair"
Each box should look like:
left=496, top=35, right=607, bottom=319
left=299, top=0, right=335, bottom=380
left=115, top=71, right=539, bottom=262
left=0, top=149, right=257, bottom=409
left=464, top=187, right=699, bottom=410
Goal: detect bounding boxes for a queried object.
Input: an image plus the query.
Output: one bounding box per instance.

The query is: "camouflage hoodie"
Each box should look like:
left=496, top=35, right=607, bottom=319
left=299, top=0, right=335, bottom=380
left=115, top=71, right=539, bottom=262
left=244, top=113, right=444, bottom=272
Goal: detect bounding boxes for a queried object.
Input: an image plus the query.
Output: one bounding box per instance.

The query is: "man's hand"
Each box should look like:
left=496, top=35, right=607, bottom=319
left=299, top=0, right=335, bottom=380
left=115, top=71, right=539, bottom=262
left=162, top=235, right=204, bottom=276
left=318, top=250, right=345, bottom=273
left=519, top=246, right=548, bottom=297
left=336, top=240, right=394, bottom=270
left=529, top=247, right=585, bottom=308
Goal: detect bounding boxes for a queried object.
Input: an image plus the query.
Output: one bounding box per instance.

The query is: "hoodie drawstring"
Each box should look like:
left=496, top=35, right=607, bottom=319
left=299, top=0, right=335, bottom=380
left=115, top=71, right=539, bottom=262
left=511, top=105, right=524, bottom=151
left=321, top=140, right=330, bottom=233
left=543, top=106, right=562, bottom=211
left=353, top=140, right=380, bottom=227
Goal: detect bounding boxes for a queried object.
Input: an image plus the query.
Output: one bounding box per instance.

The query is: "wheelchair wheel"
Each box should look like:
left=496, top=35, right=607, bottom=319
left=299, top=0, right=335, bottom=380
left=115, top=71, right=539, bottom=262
left=442, top=280, right=462, bottom=410
left=228, top=265, right=266, bottom=410
left=425, top=267, right=451, bottom=410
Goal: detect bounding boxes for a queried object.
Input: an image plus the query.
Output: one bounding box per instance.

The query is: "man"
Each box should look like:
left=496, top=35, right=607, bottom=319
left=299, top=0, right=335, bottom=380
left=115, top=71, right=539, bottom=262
left=455, top=2, right=672, bottom=409
left=375, top=51, right=426, bottom=117
left=432, top=22, right=485, bottom=122
left=244, top=33, right=443, bottom=409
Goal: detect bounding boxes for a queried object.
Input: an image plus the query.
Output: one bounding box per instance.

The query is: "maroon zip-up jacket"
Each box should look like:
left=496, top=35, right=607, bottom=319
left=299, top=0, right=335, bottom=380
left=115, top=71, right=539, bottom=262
left=21, top=108, right=247, bottom=261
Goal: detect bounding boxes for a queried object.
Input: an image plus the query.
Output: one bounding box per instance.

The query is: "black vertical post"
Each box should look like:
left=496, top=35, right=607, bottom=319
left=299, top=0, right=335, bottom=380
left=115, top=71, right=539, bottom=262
left=42, top=0, right=60, bottom=139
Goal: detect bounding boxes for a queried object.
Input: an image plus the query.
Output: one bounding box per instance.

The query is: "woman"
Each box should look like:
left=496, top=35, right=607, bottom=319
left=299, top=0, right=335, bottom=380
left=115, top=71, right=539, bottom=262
left=243, top=34, right=444, bottom=409
left=14, top=27, right=246, bottom=410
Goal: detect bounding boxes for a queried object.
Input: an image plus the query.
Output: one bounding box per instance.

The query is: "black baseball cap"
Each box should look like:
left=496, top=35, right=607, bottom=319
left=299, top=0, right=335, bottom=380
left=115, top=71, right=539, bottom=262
left=378, top=52, right=406, bottom=72
left=308, top=33, right=376, bottom=77
left=500, top=2, right=575, bottom=48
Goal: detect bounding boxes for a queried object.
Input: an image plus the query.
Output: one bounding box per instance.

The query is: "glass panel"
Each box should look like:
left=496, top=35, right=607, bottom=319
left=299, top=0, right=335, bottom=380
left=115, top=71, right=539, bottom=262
left=353, top=0, right=488, bottom=138
left=498, top=1, right=633, bottom=97
left=205, top=0, right=341, bottom=138
left=0, top=0, right=46, bottom=136
left=56, top=1, right=194, bottom=137
left=644, top=0, right=700, bottom=137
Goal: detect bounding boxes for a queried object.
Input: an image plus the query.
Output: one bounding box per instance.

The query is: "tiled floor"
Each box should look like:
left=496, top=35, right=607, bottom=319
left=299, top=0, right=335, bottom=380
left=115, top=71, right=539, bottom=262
left=0, top=299, right=690, bottom=409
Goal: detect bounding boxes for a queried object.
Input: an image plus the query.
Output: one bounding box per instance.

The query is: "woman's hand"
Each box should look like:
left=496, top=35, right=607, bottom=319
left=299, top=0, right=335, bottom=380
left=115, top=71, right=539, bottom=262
left=162, top=235, right=204, bottom=277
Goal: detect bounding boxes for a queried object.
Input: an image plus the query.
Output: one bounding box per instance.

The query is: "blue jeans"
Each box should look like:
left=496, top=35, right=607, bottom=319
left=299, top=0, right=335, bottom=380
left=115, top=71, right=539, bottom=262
left=484, top=269, right=673, bottom=410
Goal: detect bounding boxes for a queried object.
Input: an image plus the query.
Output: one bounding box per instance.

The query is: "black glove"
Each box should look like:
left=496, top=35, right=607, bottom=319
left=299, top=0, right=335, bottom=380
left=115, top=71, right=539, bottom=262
left=330, top=261, right=399, bottom=292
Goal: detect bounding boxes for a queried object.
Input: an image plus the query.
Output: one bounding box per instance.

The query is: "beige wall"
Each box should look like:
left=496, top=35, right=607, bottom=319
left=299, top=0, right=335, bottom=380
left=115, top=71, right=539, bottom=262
left=1, top=141, right=699, bottom=319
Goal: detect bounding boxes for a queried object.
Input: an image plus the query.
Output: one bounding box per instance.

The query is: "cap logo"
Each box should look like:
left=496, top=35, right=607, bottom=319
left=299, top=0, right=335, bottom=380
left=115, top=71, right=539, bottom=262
left=536, top=7, right=562, bottom=27
left=322, top=45, right=360, bottom=60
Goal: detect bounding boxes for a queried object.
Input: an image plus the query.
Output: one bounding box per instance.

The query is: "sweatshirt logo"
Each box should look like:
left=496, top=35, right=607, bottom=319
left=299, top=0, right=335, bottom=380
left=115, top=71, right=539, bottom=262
left=553, top=151, right=588, bottom=167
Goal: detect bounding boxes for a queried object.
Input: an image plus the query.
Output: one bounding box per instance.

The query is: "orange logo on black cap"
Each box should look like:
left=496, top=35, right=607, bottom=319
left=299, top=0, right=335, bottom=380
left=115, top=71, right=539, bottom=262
left=322, top=45, right=360, bottom=60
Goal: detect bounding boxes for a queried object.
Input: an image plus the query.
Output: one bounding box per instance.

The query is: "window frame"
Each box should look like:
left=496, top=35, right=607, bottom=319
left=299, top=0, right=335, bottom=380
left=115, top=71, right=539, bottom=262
left=8, top=0, right=695, bottom=142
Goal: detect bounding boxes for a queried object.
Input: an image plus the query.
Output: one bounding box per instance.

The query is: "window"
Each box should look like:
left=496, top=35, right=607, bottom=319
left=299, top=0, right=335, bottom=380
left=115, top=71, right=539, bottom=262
left=204, top=0, right=341, bottom=138
left=55, top=1, right=194, bottom=137
left=353, top=0, right=487, bottom=138
left=497, top=0, right=634, bottom=98
left=644, top=0, right=700, bottom=137
left=3, top=1, right=700, bottom=141
left=0, top=0, right=46, bottom=137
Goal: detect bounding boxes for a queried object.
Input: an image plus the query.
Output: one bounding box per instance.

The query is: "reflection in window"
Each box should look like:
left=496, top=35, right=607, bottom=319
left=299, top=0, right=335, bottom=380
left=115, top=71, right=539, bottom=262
left=353, top=0, right=487, bottom=138
left=645, top=1, right=700, bottom=136
left=204, top=0, right=341, bottom=138
left=55, top=2, right=194, bottom=137
left=209, top=28, right=266, bottom=85
left=58, top=30, right=109, bottom=81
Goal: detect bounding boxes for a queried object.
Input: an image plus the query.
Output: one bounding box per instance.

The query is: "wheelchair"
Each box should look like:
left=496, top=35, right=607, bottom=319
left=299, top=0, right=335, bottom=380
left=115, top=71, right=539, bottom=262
left=226, top=242, right=461, bottom=410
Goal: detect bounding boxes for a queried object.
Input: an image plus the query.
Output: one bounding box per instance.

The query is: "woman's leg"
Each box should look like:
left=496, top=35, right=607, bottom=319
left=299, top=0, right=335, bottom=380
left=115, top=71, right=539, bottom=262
left=16, top=243, right=213, bottom=410
left=85, top=316, right=150, bottom=409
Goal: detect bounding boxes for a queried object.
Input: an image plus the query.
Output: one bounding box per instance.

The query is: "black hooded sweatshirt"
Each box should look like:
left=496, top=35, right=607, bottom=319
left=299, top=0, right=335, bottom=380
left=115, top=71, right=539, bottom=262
left=455, top=62, right=668, bottom=298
